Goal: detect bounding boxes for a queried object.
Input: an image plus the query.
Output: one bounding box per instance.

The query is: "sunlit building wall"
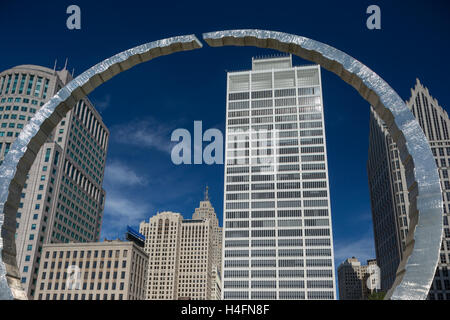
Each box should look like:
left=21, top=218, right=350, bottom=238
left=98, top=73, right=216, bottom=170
left=223, top=56, right=336, bottom=300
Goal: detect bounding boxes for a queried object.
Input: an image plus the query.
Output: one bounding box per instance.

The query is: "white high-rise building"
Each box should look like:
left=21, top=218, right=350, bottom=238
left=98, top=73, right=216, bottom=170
left=223, top=55, right=336, bottom=300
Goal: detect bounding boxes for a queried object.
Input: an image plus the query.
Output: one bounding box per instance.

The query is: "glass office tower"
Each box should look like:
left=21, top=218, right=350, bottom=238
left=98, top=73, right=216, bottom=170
left=222, top=55, right=336, bottom=300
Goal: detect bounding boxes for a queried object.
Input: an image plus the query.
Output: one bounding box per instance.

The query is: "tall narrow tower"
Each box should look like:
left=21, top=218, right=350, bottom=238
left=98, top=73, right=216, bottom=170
left=192, top=186, right=223, bottom=298
left=222, top=55, right=336, bottom=300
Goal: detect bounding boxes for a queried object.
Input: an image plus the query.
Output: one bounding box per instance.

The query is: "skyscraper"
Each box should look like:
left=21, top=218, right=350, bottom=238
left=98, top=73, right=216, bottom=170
left=223, top=55, right=336, bottom=300
left=140, top=211, right=183, bottom=300
left=367, top=108, right=407, bottom=291
left=368, top=79, right=450, bottom=299
left=0, top=65, right=109, bottom=298
left=192, top=186, right=223, bottom=298
left=139, top=189, right=222, bottom=300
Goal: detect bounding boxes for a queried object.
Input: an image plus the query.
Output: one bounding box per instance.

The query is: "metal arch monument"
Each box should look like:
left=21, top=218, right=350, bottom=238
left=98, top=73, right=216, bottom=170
left=0, top=29, right=443, bottom=300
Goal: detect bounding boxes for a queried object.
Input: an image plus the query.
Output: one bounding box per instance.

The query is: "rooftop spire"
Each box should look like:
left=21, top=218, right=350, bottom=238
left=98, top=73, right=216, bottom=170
left=204, top=185, right=209, bottom=201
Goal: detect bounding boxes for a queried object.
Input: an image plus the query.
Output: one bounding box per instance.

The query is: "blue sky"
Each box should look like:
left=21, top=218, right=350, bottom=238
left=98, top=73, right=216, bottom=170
left=1, top=0, right=450, bottom=272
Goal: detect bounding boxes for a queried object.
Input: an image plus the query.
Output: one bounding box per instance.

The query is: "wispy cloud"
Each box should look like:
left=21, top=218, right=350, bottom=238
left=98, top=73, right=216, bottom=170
left=93, top=94, right=111, bottom=113
left=101, top=159, right=152, bottom=240
left=104, top=160, right=148, bottom=186
left=356, top=212, right=373, bottom=222
left=103, top=191, right=151, bottom=229
left=334, top=235, right=376, bottom=266
left=111, top=118, right=177, bottom=154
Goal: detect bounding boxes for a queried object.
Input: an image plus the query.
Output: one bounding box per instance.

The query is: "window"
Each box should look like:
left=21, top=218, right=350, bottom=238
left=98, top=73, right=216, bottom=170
left=44, top=148, right=51, bottom=162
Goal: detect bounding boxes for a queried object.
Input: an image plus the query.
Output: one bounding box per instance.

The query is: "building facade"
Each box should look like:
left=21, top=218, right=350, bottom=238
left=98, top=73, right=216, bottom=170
left=0, top=65, right=109, bottom=298
left=140, top=211, right=182, bottom=300
left=222, top=56, right=336, bottom=300
left=368, top=79, right=450, bottom=299
left=367, top=107, right=407, bottom=291
left=139, top=191, right=222, bottom=300
left=178, top=218, right=214, bottom=300
left=192, top=186, right=223, bottom=298
left=34, top=240, right=148, bottom=300
left=337, top=257, right=378, bottom=300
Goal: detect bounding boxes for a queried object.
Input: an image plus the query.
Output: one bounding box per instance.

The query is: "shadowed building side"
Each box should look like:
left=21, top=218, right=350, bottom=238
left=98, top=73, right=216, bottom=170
left=368, top=79, right=450, bottom=299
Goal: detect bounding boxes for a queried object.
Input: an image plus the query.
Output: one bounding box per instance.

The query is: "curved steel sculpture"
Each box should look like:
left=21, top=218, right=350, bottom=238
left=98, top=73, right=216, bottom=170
left=0, top=29, right=442, bottom=300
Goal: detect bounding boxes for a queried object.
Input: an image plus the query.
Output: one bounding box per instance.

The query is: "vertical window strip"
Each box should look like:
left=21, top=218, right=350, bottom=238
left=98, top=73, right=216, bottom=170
left=26, top=75, right=35, bottom=95
left=34, top=77, right=43, bottom=97
left=42, top=78, right=49, bottom=99
left=415, top=95, right=425, bottom=131
left=0, top=76, right=5, bottom=95
left=432, top=106, right=442, bottom=141
left=422, top=93, right=434, bottom=141
left=5, top=74, right=12, bottom=94
left=44, top=148, right=51, bottom=162
left=19, top=74, right=26, bottom=94
left=11, top=74, right=19, bottom=94
left=441, top=116, right=449, bottom=140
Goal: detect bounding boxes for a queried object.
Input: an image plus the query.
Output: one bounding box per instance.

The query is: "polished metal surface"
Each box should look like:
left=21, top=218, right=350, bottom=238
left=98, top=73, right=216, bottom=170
left=202, top=29, right=443, bottom=300
left=0, top=35, right=202, bottom=299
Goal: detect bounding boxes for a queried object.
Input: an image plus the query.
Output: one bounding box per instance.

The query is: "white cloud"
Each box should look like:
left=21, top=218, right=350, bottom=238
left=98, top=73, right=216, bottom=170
left=104, top=192, right=150, bottom=227
left=100, top=159, right=151, bottom=240
left=104, top=160, right=147, bottom=186
left=112, top=118, right=176, bottom=154
left=100, top=190, right=152, bottom=240
left=93, top=94, right=111, bottom=112
left=334, top=235, right=376, bottom=266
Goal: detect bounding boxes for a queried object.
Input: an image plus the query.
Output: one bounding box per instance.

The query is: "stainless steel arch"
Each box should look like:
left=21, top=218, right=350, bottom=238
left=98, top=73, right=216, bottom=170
left=0, top=29, right=442, bottom=300
left=202, top=29, right=443, bottom=300
left=0, top=35, right=202, bottom=299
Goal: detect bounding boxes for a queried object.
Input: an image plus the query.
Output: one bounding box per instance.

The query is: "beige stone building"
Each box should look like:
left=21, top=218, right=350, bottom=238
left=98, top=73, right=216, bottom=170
left=337, top=257, right=378, bottom=300
left=191, top=186, right=223, bottom=297
left=34, top=240, right=148, bottom=300
left=140, top=211, right=183, bottom=300
left=139, top=189, right=223, bottom=300
left=178, top=218, right=214, bottom=300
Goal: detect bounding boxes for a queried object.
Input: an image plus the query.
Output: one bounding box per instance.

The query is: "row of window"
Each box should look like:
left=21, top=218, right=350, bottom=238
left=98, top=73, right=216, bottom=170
left=225, top=228, right=330, bottom=238
left=0, top=73, right=49, bottom=98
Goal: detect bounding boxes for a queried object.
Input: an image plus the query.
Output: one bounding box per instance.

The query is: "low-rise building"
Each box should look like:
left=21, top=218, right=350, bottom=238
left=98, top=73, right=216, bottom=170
left=34, top=240, right=148, bottom=300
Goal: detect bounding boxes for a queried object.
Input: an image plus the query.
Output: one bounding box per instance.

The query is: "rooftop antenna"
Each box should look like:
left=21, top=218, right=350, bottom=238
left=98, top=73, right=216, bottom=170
left=63, top=57, right=68, bottom=71
left=53, top=59, right=57, bottom=73
left=71, top=68, right=75, bottom=77
left=204, top=185, right=209, bottom=201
